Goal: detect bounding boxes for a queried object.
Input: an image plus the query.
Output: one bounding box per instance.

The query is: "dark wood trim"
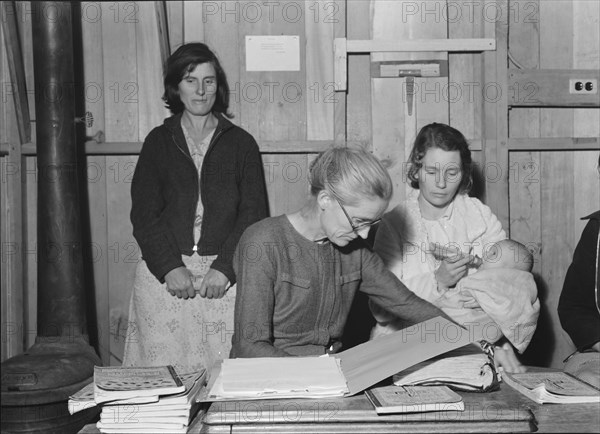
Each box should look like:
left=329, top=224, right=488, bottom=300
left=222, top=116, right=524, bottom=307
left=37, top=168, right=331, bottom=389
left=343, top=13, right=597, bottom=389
left=508, top=137, right=600, bottom=151
left=19, top=140, right=371, bottom=156
left=1, top=0, right=31, bottom=143
left=155, top=1, right=170, bottom=70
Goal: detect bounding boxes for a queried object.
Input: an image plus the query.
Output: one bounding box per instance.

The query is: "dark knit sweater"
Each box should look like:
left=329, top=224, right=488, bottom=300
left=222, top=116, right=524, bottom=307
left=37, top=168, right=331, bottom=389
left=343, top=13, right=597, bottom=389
left=130, top=113, right=268, bottom=284
left=558, top=210, right=600, bottom=351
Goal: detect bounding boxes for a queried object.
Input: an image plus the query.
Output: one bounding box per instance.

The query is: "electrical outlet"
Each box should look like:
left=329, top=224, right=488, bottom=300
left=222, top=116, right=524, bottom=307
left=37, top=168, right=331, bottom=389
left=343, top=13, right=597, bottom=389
left=569, top=78, right=598, bottom=94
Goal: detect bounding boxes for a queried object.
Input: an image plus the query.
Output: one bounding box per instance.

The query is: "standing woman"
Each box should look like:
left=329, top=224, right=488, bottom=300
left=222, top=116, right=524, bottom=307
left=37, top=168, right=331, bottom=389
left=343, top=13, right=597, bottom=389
left=123, top=43, right=268, bottom=373
left=371, top=122, right=525, bottom=372
left=231, top=146, right=450, bottom=358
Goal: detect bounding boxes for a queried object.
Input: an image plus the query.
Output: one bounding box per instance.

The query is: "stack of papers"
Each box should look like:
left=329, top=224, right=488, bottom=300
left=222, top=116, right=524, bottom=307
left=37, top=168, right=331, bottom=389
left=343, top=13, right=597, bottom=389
left=68, top=367, right=206, bottom=433
left=206, top=356, right=349, bottom=400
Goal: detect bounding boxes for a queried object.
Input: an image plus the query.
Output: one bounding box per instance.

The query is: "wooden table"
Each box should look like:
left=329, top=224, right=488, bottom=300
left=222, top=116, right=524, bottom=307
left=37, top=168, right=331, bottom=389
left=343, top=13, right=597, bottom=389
left=195, top=384, right=525, bottom=433
left=192, top=381, right=600, bottom=433
left=79, top=376, right=600, bottom=433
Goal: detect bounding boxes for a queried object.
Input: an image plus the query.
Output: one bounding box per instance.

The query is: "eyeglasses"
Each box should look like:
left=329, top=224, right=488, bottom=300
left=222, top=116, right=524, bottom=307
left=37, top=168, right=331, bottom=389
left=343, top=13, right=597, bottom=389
left=335, top=198, right=381, bottom=234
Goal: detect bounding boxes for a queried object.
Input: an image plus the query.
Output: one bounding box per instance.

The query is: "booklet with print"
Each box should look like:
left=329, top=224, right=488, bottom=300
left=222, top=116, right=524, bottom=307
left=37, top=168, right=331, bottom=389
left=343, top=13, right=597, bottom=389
left=93, top=365, right=185, bottom=405
left=502, top=371, right=600, bottom=404
left=365, top=385, right=464, bottom=414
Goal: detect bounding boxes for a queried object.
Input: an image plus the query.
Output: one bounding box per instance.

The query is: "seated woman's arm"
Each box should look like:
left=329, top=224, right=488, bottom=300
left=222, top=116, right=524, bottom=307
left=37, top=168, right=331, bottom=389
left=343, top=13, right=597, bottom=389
left=361, top=248, right=454, bottom=327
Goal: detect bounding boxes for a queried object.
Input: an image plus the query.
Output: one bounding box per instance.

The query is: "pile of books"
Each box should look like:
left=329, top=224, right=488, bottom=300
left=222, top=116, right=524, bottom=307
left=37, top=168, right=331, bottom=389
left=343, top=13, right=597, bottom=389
left=68, top=365, right=206, bottom=433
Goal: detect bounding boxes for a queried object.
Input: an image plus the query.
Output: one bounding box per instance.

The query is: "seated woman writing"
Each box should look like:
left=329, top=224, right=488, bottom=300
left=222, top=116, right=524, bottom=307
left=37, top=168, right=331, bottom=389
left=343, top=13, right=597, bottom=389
left=230, top=146, right=451, bottom=358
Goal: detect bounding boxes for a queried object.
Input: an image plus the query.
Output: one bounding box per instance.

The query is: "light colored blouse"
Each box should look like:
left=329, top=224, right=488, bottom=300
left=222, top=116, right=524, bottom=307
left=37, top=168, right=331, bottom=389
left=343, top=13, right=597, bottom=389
left=181, top=122, right=215, bottom=246
left=371, top=190, right=506, bottom=328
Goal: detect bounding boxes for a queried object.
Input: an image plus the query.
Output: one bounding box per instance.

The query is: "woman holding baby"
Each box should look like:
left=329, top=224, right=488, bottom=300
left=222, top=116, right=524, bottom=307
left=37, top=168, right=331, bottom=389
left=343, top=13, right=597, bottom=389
left=371, top=122, right=537, bottom=373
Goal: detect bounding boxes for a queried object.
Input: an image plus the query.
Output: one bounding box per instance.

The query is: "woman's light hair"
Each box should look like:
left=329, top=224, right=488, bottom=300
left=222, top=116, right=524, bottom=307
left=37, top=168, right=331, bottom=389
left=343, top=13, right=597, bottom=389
left=309, top=146, right=393, bottom=205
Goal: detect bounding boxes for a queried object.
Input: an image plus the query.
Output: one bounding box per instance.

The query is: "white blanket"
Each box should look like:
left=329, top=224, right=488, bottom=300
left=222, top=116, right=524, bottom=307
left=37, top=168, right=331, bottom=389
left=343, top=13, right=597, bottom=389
left=436, top=269, right=540, bottom=353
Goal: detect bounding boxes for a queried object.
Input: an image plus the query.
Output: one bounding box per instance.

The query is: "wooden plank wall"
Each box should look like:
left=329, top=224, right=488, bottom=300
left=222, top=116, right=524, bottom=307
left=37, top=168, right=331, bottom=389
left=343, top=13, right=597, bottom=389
left=1, top=1, right=598, bottom=370
left=1, top=8, right=24, bottom=360
left=371, top=0, right=450, bottom=208
left=510, top=0, right=600, bottom=367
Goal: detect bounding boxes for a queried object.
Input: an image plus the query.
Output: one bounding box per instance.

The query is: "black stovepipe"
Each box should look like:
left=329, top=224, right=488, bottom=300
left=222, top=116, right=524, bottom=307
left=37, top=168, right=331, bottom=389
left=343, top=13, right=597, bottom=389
left=1, top=3, right=100, bottom=433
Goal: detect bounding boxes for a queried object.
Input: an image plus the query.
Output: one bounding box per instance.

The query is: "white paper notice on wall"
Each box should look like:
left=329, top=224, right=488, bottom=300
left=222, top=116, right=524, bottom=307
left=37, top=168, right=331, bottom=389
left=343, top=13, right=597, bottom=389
left=245, top=35, right=300, bottom=71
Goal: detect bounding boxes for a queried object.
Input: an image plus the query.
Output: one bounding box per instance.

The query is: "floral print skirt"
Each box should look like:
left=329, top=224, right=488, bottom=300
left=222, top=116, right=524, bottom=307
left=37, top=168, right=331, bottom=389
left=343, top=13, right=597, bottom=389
left=122, top=254, right=236, bottom=374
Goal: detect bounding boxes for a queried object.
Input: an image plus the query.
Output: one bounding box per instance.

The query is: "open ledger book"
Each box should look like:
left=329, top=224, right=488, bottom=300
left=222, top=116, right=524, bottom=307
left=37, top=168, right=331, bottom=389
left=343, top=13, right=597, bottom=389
left=202, top=316, right=475, bottom=401
left=393, top=343, right=499, bottom=392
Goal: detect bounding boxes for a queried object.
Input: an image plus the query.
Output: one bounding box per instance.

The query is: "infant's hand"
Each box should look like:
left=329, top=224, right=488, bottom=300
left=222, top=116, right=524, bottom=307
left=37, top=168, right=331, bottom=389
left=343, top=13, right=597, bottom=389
left=494, top=342, right=526, bottom=374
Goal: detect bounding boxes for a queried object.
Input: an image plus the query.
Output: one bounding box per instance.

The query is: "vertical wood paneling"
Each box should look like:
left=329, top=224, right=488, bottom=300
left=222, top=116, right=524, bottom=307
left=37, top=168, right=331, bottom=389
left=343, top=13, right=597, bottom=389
left=333, top=0, right=346, bottom=145
left=183, top=0, right=205, bottom=43
left=370, top=1, right=409, bottom=209
left=136, top=2, right=169, bottom=140
left=573, top=1, right=600, bottom=137
left=507, top=0, right=542, bottom=365
left=101, top=3, right=139, bottom=364
left=23, top=156, right=36, bottom=350
left=539, top=1, right=573, bottom=137
left=508, top=0, right=540, bottom=139
left=509, top=1, right=599, bottom=368
left=540, top=152, right=574, bottom=367
left=449, top=1, right=484, bottom=141
left=237, top=1, right=310, bottom=215
left=17, top=1, right=36, bottom=350
left=240, top=2, right=307, bottom=142
left=0, top=22, right=23, bottom=360
left=305, top=7, right=334, bottom=140
left=509, top=151, right=544, bottom=366
left=203, top=3, right=242, bottom=122
left=101, top=4, right=138, bottom=142
left=509, top=152, right=542, bottom=275
left=371, top=0, right=448, bottom=209
left=166, top=1, right=183, bottom=52
left=482, top=0, right=509, bottom=230
left=262, top=154, right=310, bottom=217
left=81, top=2, right=109, bottom=364
left=346, top=0, right=371, bottom=144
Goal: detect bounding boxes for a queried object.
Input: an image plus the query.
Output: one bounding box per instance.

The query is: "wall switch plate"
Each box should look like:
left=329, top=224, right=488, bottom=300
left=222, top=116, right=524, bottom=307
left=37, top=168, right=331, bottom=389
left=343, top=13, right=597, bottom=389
left=569, top=78, right=598, bottom=94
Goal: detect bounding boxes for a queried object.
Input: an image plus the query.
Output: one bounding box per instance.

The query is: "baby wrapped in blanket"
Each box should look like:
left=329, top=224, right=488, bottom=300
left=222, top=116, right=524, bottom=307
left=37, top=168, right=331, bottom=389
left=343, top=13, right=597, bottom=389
left=434, top=239, right=540, bottom=353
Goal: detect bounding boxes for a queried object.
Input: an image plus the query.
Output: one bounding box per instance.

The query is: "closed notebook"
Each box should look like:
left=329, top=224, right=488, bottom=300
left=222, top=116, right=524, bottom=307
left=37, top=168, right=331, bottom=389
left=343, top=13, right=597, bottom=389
left=365, top=385, right=464, bottom=414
